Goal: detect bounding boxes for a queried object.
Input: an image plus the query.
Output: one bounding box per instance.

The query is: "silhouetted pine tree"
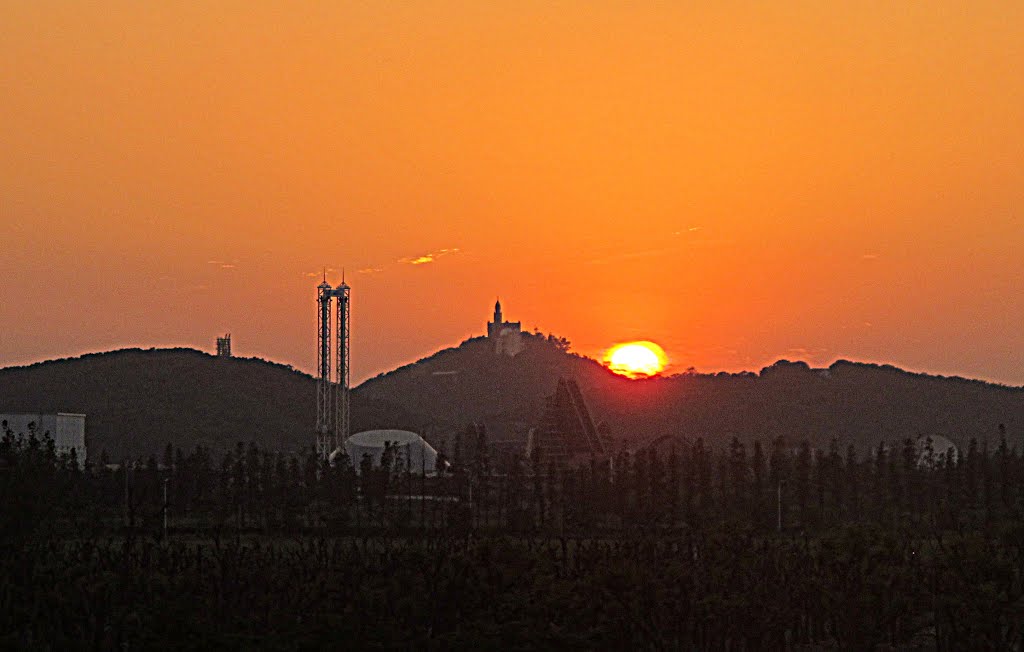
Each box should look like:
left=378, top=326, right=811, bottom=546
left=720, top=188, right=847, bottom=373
left=795, top=440, right=811, bottom=527
left=751, top=440, right=766, bottom=526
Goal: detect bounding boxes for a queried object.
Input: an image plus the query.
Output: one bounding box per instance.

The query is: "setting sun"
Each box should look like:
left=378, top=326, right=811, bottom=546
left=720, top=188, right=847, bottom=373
left=603, top=341, right=668, bottom=378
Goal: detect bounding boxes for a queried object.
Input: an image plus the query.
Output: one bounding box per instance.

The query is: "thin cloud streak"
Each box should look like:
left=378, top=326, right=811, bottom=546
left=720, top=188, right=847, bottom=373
left=207, top=260, right=238, bottom=270
left=397, top=248, right=461, bottom=266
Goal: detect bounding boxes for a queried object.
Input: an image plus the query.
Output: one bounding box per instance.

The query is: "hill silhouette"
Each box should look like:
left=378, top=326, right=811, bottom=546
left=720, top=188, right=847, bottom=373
left=359, top=335, right=1024, bottom=452
left=0, top=348, right=421, bottom=461
left=1, top=340, right=1021, bottom=461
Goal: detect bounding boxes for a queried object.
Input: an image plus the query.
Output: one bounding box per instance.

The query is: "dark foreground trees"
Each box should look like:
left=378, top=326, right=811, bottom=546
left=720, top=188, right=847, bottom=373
left=2, top=529, right=1023, bottom=649
left=3, top=424, right=1024, bottom=649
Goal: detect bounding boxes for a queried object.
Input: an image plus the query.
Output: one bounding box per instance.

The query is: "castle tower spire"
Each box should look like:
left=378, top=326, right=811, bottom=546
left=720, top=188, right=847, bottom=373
left=486, top=298, right=522, bottom=355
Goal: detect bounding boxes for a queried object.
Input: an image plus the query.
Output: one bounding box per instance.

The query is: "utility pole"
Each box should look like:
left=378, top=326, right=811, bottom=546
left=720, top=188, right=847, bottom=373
left=777, top=479, right=785, bottom=533
left=124, top=461, right=129, bottom=527
left=163, top=477, right=169, bottom=538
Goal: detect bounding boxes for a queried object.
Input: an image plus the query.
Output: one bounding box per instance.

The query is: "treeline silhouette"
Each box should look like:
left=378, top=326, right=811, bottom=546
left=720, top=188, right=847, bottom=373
left=6, top=346, right=1020, bottom=464
left=3, top=423, right=1024, bottom=649
left=0, top=348, right=423, bottom=460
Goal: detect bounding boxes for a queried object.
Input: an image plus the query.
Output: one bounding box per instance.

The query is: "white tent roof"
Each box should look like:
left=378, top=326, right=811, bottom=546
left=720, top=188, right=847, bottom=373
left=916, top=434, right=959, bottom=467
left=342, top=429, right=440, bottom=473
left=348, top=429, right=424, bottom=447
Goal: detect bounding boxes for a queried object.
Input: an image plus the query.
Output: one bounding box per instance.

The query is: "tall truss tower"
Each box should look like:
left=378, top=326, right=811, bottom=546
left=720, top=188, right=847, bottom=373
left=314, top=276, right=352, bottom=461
left=333, top=279, right=351, bottom=454
left=315, top=280, right=334, bottom=459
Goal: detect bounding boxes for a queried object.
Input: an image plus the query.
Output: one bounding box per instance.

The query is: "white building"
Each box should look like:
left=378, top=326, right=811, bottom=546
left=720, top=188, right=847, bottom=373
left=0, top=413, right=86, bottom=465
left=916, top=434, right=959, bottom=468
left=486, top=300, right=524, bottom=356
left=336, top=429, right=441, bottom=474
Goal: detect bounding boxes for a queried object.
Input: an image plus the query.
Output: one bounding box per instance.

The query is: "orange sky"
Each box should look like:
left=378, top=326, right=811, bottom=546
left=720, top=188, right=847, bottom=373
left=1, top=2, right=1022, bottom=385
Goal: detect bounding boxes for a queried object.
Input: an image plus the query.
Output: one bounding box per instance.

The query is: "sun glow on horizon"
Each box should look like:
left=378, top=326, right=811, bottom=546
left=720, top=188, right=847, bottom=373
left=603, top=341, right=668, bottom=378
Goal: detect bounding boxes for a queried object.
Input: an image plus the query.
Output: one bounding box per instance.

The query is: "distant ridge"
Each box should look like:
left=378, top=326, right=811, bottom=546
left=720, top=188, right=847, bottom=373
left=1, top=341, right=1021, bottom=461
left=0, top=348, right=421, bottom=461
left=357, top=336, right=1024, bottom=452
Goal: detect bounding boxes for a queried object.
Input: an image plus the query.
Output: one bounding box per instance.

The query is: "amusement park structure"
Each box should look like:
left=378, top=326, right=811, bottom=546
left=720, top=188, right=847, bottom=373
left=315, top=276, right=351, bottom=460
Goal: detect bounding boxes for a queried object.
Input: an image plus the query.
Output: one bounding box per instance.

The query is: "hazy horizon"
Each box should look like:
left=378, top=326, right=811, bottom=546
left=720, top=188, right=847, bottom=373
left=2, top=336, right=1022, bottom=390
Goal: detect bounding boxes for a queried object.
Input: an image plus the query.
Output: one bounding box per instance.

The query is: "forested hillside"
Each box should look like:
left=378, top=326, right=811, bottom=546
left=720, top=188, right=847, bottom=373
left=360, top=336, right=1024, bottom=451
left=2, top=341, right=1021, bottom=461
left=0, top=349, right=420, bottom=461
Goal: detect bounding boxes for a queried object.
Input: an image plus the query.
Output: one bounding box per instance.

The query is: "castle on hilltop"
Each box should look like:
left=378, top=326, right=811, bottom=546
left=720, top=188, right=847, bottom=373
left=487, top=300, right=524, bottom=356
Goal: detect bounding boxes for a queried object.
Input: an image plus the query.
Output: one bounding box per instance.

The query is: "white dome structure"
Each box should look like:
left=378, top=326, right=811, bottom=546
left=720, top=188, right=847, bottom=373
left=916, top=434, right=959, bottom=468
left=340, top=429, right=441, bottom=474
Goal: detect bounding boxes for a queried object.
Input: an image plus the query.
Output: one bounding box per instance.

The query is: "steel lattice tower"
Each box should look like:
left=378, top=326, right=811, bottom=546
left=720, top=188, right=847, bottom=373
left=333, top=280, right=351, bottom=454
left=315, top=280, right=333, bottom=459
